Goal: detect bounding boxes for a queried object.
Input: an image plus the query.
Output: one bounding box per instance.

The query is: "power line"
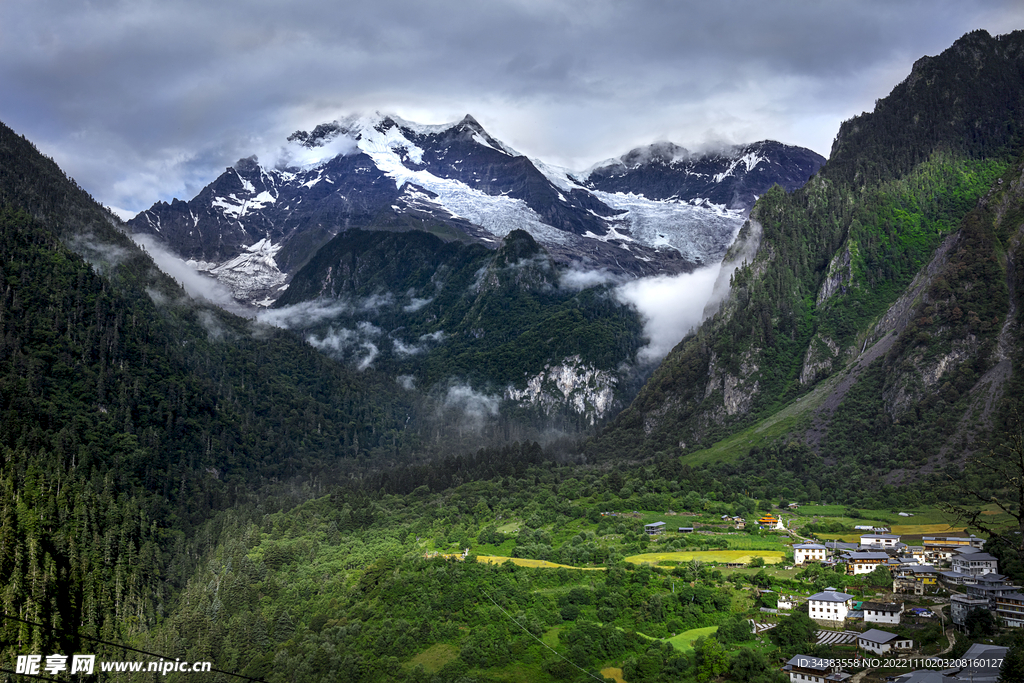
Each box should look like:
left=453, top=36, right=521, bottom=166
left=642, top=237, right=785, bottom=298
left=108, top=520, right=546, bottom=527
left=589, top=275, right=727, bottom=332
left=0, top=667, right=61, bottom=683
left=0, top=613, right=264, bottom=682
left=484, top=594, right=607, bottom=683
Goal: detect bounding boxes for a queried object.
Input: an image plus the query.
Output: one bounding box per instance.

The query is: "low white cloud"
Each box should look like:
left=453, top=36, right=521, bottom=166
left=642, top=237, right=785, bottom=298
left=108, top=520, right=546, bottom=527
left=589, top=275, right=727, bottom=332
left=359, top=293, right=394, bottom=310
left=615, top=265, right=722, bottom=363
left=131, top=233, right=250, bottom=314
left=258, top=299, right=353, bottom=328
left=442, top=383, right=501, bottom=432
left=306, top=322, right=381, bottom=370
left=145, top=287, right=170, bottom=306
left=66, top=233, right=131, bottom=272
left=257, top=293, right=393, bottom=329
left=397, top=374, right=416, bottom=390
left=393, top=329, right=445, bottom=356
left=259, top=131, right=360, bottom=170
left=558, top=266, right=621, bottom=291
left=703, top=219, right=763, bottom=319
left=404, top=296, right=433, bottom=312
left=196, top=309, right=227, bottom=341
left=392, top=338, right=424, bottom=357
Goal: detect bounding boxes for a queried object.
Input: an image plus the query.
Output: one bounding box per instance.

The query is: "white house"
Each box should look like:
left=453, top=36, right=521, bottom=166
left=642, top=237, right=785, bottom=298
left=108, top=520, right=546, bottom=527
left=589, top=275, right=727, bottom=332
left=794, top=543, right=828, bottom=564
left=861, top=601, right=903, bottom=625
left=951, top=550, right=999, bottom=577
left=860, top=533, right=900, bottom=548
left=857, top=629, right=913, bottom=655
left=808, top=588, right=854, bottom=624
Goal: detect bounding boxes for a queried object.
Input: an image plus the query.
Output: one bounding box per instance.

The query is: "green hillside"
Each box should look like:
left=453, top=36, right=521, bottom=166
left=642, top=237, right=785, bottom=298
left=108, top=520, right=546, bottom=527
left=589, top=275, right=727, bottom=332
left=0, top=121, right=416, bottom=661
left=591, top=29, right=1024, bottom=479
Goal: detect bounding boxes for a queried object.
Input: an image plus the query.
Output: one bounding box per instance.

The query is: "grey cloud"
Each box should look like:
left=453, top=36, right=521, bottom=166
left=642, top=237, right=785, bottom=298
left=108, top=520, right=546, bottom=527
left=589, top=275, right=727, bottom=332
left=1, top=1, right=1022, bottom=212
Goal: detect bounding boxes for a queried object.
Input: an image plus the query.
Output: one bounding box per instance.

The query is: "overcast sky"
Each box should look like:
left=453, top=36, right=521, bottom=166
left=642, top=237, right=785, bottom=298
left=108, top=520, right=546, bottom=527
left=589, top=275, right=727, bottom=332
left=2, top=0, right=1022, bottom=217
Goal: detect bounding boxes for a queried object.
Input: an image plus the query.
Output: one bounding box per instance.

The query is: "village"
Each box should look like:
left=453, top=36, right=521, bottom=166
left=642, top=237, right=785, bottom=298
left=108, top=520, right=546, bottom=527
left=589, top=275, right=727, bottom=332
left=634, top=508, right=1018, bottom=683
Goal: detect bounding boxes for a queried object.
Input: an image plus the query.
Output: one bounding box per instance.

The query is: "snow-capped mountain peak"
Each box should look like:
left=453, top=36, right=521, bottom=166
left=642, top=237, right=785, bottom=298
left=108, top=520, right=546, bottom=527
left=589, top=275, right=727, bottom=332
left=582, top=139, right=824, bottom=209
left=128, top=113, right=823, bottom=306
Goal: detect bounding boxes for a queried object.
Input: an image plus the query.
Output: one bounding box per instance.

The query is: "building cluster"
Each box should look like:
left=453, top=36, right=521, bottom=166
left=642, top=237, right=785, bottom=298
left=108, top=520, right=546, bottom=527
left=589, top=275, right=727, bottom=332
left=794, top=531, right=1023, bottom=632
left=783, top=643, right=1008, bottom=683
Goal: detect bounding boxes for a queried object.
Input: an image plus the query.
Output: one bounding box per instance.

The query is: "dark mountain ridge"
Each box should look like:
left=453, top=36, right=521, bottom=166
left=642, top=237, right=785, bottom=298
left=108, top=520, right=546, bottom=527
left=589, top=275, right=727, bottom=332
left=583, top=139, right=825, bottom=210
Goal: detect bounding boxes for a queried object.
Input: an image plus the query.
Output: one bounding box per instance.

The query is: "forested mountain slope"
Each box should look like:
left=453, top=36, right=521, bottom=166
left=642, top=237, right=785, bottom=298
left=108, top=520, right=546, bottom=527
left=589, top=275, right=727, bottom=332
left=270, top=227, right=646, bottom=429
left=0, top=121, right=415, bottom=658
left=592, top=29, right=1024, bottom=477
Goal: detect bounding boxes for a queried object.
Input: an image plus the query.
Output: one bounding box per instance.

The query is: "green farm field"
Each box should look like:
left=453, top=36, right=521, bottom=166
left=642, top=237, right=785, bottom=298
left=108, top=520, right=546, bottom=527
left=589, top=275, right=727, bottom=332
left=665, top=626, right=720, bottom=652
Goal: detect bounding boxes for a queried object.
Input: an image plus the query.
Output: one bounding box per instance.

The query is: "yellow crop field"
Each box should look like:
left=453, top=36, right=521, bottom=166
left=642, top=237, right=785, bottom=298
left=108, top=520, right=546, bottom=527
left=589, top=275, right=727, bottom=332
left=474, top=556, right=605, bottom=570
left=600, top=667, right=626, bottom=683
left=624, top=550, right=784, bottom=565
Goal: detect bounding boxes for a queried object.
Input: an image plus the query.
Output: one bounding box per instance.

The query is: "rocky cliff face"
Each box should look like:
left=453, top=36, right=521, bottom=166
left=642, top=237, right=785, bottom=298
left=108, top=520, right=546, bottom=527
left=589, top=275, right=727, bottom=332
left=799, top=335, right=841, bottom=386
left=816, top=240, right=857, bottom=306
left=506, top=355, right=618, bottom=425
